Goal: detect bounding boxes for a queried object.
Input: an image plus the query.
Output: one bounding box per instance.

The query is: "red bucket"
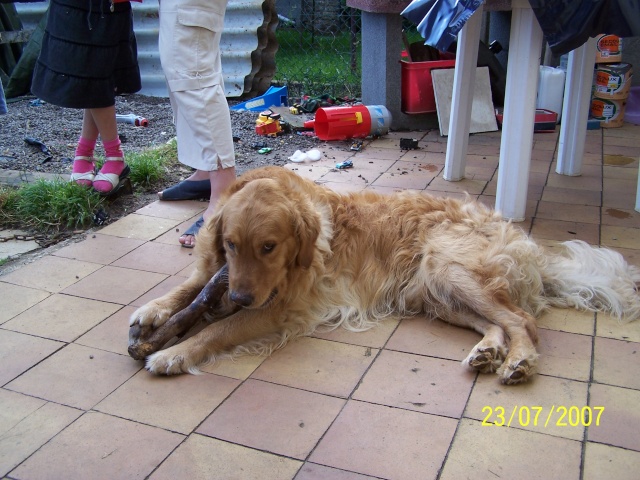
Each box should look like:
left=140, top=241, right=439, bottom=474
left=313, top=105, right=372, bottom=141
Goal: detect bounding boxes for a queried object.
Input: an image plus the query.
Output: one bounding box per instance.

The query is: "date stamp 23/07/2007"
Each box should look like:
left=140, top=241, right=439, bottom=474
left=481, top=406, right=605, bottom=428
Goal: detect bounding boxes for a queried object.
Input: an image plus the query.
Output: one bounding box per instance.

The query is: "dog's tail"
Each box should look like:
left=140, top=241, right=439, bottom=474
left=541, top=240, right=640, bottom=321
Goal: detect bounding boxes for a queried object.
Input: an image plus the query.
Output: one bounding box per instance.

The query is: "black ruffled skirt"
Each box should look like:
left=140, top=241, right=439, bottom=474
left=31, top=0, right=141, bottom=109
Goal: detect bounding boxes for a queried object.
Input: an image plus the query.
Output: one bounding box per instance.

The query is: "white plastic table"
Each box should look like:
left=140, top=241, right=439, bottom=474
left=443, top=0, right=600, bottom=220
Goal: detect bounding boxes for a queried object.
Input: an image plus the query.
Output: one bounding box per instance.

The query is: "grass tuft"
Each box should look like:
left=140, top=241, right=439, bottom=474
left=128, top=140, right=178, bottom=186
left=13, top=178, right=104, bottom=230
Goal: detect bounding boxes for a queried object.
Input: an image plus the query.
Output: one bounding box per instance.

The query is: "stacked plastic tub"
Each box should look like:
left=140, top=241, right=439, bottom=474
left=590, top=34, right=633, bottom=128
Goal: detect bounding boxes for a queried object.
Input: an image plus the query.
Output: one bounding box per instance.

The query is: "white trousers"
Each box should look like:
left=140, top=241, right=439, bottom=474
left=159, top=0, right=234, bottom=171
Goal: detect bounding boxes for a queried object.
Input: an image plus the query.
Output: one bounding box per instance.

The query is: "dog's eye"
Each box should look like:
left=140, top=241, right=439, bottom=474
left=262, top=243, right=276, bottom=254
left=226, top=240, right=235, bottom=251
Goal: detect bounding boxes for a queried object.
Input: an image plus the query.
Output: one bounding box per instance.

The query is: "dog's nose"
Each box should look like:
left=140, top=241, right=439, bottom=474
left=229, top=290, right=254, bottom=307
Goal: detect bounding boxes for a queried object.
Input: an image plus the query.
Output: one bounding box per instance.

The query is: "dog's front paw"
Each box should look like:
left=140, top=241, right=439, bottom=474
left=130, top=301, right=174, bottom=328
left=145, top=348, right=201, bottom=376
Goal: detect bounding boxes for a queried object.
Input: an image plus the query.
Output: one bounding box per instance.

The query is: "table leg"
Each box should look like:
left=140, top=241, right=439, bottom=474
left=556, top=38, right=597, bottom=176
left=494, top=2, right=543, bottom=221
left=443, top=4, right=483, bottom=181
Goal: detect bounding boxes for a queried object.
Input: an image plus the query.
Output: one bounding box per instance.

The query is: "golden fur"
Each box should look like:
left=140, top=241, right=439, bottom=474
left=131, top=166, right=640, bottom=384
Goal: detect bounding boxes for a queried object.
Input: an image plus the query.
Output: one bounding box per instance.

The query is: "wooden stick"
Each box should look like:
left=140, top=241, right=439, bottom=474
left=128, top=264, right=229, bottom=360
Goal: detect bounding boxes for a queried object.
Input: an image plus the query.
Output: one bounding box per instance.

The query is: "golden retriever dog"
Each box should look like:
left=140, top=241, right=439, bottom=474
left=131, top=166, right=640, bottom=384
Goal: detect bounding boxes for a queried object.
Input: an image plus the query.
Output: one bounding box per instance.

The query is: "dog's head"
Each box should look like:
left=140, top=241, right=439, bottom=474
left=209, top=176, right=320, bottom=309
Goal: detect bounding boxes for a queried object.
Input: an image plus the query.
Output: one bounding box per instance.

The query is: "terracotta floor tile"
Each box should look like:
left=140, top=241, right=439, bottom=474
left=537, top=201, right=601, bottom=224
left=6, top=343, right=140, bottom=410
left=61, top=265, right=167, bottom=304
left=537, top=307, right=595, bottom=335
left=366, top=184, right=414, bottom=195
left=369, top=170, right=433, bottom=191
left=0, top=329, right=62, bottom=385
left=465, top=153, right=499, bottom=169
left=10, top=411, right=183, bottom=480
left=593, top=337, right=640, bottom=389
left=601, top=225, right=640, bottom=250
left=310, top=317, right=399, bottom=349
left=198, top=379, right=344, bottom=459
left=3, top=293, right=120, bottom=342
left=546, top=172, right=602, bottom=191
left=129, top=274, right=190, bottom=307
left=287, top=163, right=333, bottom=182
left=295, top=463, right=377, bottom=479
left=353, top=350, right=474, bottom=417
left=309, top=400, right=457, bottom=480
left=588, top=383, right=640, bottom=451
left=424, top=176, right=486, bottom=195
left=319, top=168, right=370, bottom=187
left=0, top=389, right=82, bottom=477
left=533, top=138, right=558, bottom=151
left=465, top=374, right=588, bottom=441
left=135, top=199, right=206, bottom=220
left=111, top=241, right=196, bottom=275
left=530, top=218, right=600, bottom=244
left=440, top=418, right=582, bottom=480
left=537, top=328, right=593, bottom=382
left=52, top=233, right=145, bottom=265
left=601, top=207, right=640, bottom=228
left=96, top=370, right=240, bottom=434
left=391, top=158, right=441, bottom=175
left=601, top=144, right=640, bottom=157
left=603, top=189, right=639, bottom=210
left=98, top=213, right=179, bottom=240
left=75, top=305, right=136, bottom=356
left=175, top=260, right=198, bottom=278
left=368, top=136, right=401, bottom=149
left=150, top=434, right=302, bottom=480
left=318, top=180, right=365, bottom=194
left=251, top=337, right=376, bottom=397
left=462, top=165, right=496, bottom=182
left=583, top=442, right=640, bottom=480
left=0, top=282, right=49, bottom=324
left=603, top=173, right=637, bottom=188
left=400, top=149, right=446, bottom=165
left=0, top=255, right=101, bottom=293
left=386, top=316, right=481, bottom=361
left=353, top=147, right=404, bottom=160
left=153, top=214, right=203, bottom=246
left=200, top=354, right=266, bottom=379
left=596, top=312, right=640, bottom=342
left=541, top=185, right=602, bottom=206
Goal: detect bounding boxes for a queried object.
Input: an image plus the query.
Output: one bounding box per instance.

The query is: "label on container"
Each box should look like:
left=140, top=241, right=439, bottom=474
left=591, top=98, right=617, bottom=120
left=596, top=34, right=622, bottom=57
left=595, top=34, right=623, bottom=63
left=593, top=63, right=632, bottom=98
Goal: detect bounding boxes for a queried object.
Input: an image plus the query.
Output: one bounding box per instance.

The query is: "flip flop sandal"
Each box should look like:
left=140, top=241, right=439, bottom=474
left=180, top=216, right=204, bottom=249
left=93, top=160, right=131, bottom=195
left=159, top=179, right=211, bottom=201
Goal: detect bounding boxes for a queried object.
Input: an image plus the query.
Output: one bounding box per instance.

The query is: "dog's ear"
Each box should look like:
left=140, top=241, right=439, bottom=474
left=205, top=208, right=226, bottom=264
left=294, top=201, right=320, bottom=269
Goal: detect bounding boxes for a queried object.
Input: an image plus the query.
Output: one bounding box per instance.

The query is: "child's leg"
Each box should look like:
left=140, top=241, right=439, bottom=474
left=90, top=106, right=129, bottom=193
left=70, top=110, right=99, bottom=187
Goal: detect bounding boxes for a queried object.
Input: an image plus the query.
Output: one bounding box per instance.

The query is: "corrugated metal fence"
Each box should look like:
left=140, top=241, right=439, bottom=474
left=15, top=0, right=278, bottom=98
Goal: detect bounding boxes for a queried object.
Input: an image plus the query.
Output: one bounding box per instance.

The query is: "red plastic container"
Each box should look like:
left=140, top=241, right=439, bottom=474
left=313, top=105, right=372, bottom=141
left=401, top=59, right=456, bottom=114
